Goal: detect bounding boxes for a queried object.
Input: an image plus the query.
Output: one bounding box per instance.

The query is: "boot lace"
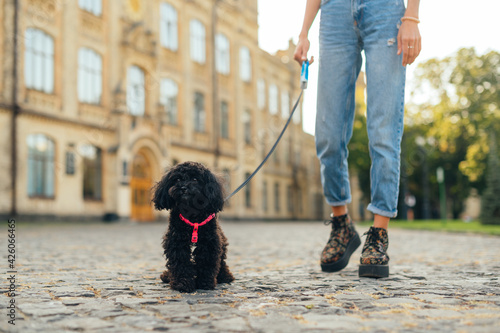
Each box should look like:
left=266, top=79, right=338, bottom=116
left=324, top=218, right=342, bottom=232
left=363, top=228, right=386, bottom=254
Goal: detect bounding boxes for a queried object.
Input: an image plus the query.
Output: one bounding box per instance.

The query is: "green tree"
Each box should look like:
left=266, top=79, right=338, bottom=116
left=480, top=133, right=500, bottom=225
left=407, top=48, right=500, bottom=218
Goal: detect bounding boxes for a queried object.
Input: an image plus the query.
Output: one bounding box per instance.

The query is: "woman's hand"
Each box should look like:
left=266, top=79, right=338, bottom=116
left=397, top=21, right=421, bottom=66
left=294, top=37, right=314, bottom=66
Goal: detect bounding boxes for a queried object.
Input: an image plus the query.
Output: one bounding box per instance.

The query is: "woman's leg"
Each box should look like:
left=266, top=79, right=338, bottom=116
left=359, top=0, right=406, bottom=278
left=317, top=0, right=363, bottom=273
left=316, top=0, right=362, bottom=208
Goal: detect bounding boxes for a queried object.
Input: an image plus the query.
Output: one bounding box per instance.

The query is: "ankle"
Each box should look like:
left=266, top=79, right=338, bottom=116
left=373, top=214, right=389, bottom=229
left=331, top=205, right=348, bottom=217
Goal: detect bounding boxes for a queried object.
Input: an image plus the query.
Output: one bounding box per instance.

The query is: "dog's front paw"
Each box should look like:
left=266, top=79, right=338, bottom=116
left=195, top=278, right=217, bottom=290
left=171, top=279, right=196, bottom=293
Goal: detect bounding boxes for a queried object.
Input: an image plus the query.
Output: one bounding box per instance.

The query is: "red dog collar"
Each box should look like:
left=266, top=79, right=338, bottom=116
left=179, top=213, right=215, bottom=243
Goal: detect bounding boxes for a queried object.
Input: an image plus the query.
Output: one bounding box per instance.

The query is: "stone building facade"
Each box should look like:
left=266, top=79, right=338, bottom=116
left=0, top=0, right=327, bottom=221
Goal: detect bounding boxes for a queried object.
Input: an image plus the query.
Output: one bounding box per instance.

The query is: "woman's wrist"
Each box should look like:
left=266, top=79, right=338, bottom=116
left=401, top=16, right=420, bottom=24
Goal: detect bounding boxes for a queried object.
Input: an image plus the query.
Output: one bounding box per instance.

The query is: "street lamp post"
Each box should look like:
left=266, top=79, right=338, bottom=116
left=437, top=167, right=447, bottom=224
left=421, top=147, right=431, bottom=220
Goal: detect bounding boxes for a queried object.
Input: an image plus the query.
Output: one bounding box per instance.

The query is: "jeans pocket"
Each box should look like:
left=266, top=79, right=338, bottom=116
left=321, top=0, right=331, bottom=6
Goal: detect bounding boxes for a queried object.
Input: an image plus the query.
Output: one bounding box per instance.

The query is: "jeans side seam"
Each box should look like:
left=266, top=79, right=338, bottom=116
left=341, top=61, right=358, bottom=200
left=393, top=68, right=406, bottom=211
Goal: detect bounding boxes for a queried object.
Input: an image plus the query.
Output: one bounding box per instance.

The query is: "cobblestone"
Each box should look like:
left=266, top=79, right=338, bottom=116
left=1, top=220, right=500, bottom=332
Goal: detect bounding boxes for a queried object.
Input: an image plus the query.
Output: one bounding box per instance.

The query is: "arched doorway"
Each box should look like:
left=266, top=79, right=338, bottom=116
left=130, top=151, right=154, bottom=222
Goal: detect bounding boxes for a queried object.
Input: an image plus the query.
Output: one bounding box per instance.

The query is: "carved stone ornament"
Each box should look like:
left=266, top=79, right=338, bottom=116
left=126, top=0, right=144, bottom=22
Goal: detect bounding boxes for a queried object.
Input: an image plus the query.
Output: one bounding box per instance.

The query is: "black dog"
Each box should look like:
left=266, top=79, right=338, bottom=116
left=152, top=161, right=234, bottom=292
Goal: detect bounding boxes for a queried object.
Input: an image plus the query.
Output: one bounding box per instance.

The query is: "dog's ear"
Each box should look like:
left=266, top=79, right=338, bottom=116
left=204, top=171, right=225, bottom=213
left=151, top=172, right=173, bottom=211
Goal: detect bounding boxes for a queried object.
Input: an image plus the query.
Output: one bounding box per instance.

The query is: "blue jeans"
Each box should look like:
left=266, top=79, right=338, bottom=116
left=316, top=0, right=406, bottom=218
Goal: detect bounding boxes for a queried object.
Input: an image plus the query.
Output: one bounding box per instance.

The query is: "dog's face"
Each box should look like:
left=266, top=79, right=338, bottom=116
left=152, top=162, right=224, bottom=219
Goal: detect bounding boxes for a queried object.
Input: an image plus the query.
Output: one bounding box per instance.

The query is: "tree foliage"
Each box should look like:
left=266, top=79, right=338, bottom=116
left=411, top=48, right=500, bottom=185
left=404, top=48, right=500, bottom=218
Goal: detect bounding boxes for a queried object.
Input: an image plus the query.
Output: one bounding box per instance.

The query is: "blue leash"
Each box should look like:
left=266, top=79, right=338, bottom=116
left=224, top=61, right=309, bottom=202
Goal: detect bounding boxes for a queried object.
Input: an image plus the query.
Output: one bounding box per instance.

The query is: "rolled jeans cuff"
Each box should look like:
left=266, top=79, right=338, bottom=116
left=326, top=197, right=352, bottom=207
left=367, top=204, right=397, bottom=218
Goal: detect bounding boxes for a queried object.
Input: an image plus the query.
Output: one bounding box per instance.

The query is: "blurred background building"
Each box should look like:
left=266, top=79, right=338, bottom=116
left=1, top=0, right=364, bottom=221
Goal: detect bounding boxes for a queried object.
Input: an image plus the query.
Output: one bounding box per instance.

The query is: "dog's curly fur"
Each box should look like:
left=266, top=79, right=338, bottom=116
left=152, top=161, right=234, bottom=292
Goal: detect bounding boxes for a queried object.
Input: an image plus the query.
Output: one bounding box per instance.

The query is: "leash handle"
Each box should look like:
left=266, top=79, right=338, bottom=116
left=300, top=60, right=309, bottom=90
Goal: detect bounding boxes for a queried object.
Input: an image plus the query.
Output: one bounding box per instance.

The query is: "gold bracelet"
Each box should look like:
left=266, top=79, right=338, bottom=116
left=401, top=16, right=420, bottom=23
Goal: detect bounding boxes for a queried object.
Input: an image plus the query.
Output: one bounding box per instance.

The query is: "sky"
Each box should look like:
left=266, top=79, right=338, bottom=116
left=257, top=0, right=500, bottom=135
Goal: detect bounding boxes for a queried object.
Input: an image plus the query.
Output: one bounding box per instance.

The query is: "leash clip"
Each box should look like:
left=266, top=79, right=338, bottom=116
left=192, top=223, right=199, bottom=243
left=300, top=60, right=309, bottom=90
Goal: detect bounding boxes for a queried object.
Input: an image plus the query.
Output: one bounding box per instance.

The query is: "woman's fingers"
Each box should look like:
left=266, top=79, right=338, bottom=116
left=398, top=21, right=421, bottom=66
left=293, top=38, right=311, bottom=65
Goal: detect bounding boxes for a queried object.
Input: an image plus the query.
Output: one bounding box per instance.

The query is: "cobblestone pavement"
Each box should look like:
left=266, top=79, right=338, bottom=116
left=1, top=220, right=500, bottom=332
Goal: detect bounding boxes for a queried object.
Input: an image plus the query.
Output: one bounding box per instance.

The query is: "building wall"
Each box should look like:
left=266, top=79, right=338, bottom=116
left=0, top=108, right=11, bottom=214
left=0, top=0, right=328, bottom=221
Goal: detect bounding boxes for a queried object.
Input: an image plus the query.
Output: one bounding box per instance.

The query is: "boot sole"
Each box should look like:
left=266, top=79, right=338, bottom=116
left=358, top=264, right=389, bottom=278
left=321, top=232, right=361, bottom=272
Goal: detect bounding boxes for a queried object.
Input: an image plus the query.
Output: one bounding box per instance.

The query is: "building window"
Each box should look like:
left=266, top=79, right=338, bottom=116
left=79, top=0, right=102, bottom=16
left=24, top=28, right=54, bottom=94
left=216, top=33, right=230, bottom=75
left=160, top=78, right=178, bottom=125
left=262, top=181, right=268, bottom=212
left=281, top=91, right=289, bottom=119
left=190, top=19, right=206, bottom=64
left=269, top=84, right=278, bottom=115
left=220, top=101, right=229, bottom=139
left=245, top=172, right=251, bottom=208
left=243, top=109, right=251, bottom=144
left=257, top=79, right=266, bottom=110
left=274, top=182, right=280, bottom=212
left=160, top=3, right=178, bottom=51
left=127, top=65, right=145, bottom=116
left=78, top=48, right=102, bottom=105
left=287, top=185, right=293, bottom=213
left=122, top=160, right=128, bottom=178
left=239, top=46, right=251, bottom=82
left=27, top=134, right=55, bottom=197
left=80, top=144, right=102, bottom=200
left=66, top=151, right=75, bottom=175
left=194, top=92, right=205, bottom=132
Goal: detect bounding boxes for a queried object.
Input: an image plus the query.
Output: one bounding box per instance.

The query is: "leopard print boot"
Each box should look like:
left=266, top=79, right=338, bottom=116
left=320, top=214, right=361, bottom=272
left=359, top=226, right=389, bottom=278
